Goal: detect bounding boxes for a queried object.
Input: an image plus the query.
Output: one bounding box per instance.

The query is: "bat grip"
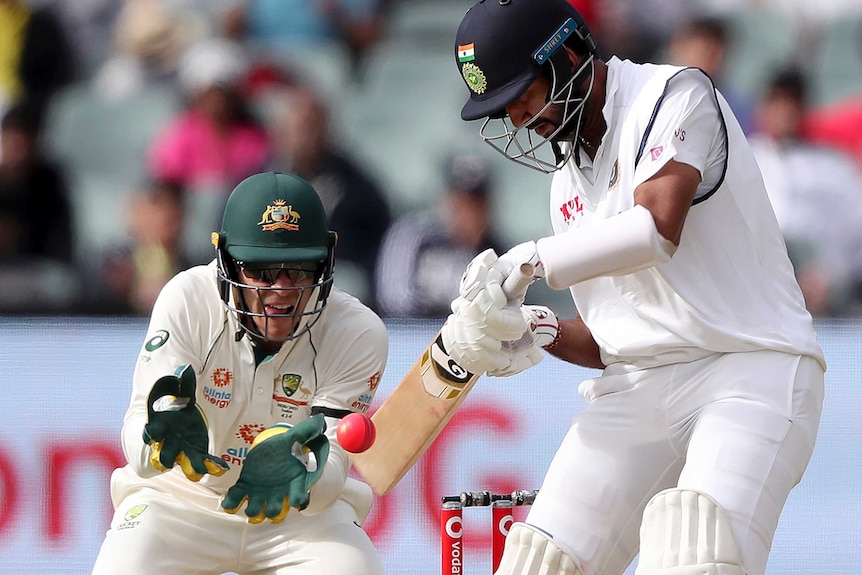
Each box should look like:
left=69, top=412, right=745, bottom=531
left=501, top=263, right=535, bottom=300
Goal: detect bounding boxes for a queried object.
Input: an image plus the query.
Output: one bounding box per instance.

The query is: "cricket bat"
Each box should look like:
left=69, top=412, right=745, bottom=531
left=350, top=264, right=535, bottom=495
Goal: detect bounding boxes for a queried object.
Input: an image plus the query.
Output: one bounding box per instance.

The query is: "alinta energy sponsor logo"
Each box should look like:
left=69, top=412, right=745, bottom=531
left=205, top=368, right=233, bottom=407
left=211, top=368, right=233, bottom=387
left=236, top=423, right=266, bottom=444
left=352, top=393, right=372, bottom=413
left=204, top=388, right=231, bottom=408
left=224, top=423, right=268, bottom=465
left=367, top=371, right=382, bottom=391
left=221, top=445, right=251, bottom=466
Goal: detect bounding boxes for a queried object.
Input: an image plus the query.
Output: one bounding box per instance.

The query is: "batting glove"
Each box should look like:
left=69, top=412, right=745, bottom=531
left=489, top=306, right=560, bottom=377
left=457, top=248, right=505, bottom=302
left=143, top=365, right=230, bottom=481
left=221, top=414, right=330, bottom=524
left=494, top=241, right=545, bottom=304
left=442, top=286, right=528, bottom=375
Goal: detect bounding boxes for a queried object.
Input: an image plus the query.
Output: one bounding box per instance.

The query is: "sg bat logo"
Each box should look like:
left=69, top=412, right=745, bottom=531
left=420, top=334, right=477, bottom=399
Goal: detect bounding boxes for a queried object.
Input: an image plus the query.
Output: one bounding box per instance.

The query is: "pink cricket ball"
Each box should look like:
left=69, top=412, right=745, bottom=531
left=336, top=412, right=377, bottom=453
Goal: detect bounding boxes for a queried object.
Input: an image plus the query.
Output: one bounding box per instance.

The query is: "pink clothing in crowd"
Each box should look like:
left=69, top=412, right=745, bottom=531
left=148, top=110, right=269, bottom=192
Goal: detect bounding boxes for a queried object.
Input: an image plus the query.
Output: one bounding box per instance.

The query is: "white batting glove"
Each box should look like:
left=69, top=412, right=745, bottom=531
left=520, top=305, right=560, bottom=349
left=489, top=306, right=560, bottom=378
left=457, top=248, right=504, bottom=302
left=441, top=288, right=528, bottom=375
left=493, top=241, right=545, bottom=305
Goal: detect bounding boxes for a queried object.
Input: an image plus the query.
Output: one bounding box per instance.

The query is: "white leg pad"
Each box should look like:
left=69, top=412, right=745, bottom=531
left=495, top=522, right=584, bottom=575
left=635, top=489, right=746, bottom=575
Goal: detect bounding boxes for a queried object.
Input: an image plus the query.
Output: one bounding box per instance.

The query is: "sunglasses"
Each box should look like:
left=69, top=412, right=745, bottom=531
left=237, top=261, right=320, bottom=284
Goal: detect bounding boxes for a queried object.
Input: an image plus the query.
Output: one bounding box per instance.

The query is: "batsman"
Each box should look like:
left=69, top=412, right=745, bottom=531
left=92, top=173, right=388, bottom=574
left=442, top=1, right=826, bottom=575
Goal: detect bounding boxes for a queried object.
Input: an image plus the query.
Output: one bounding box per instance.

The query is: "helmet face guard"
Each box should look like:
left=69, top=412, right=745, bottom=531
left=479, top=52, right=595, bottom=173
left=215, top=244, right=334, bottom=342
left=213, top=172, right=337, bottom=343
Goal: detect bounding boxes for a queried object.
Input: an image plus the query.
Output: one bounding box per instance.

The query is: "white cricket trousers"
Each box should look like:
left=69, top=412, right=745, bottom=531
left=524, top=350, right=824, bottom=575
left=91, top=484, right=385, bottom=574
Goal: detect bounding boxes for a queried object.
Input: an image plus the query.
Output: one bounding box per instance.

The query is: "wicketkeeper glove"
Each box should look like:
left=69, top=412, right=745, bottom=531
left=143, top=365, right=230, bottom=481
left=221, top=414, right=330, bottom=524
left=489, top=305, right=560, bottom=377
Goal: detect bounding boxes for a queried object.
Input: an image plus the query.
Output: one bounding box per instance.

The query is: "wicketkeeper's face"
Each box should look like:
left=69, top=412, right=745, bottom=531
left=237, top=263, right=317, bottom=341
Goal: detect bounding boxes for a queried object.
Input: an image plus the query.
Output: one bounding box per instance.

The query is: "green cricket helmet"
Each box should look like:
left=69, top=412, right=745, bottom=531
left=213, top=172, right=337, bottom=342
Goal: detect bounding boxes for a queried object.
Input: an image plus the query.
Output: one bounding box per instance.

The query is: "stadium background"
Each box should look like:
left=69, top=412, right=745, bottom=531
left=0, top=317, right=859, bottom=574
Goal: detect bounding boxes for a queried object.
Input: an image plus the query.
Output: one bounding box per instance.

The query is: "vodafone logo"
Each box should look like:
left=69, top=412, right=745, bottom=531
left=497, top=513, right=513, bottom=536
left=445, top=515, right=463, bottom=538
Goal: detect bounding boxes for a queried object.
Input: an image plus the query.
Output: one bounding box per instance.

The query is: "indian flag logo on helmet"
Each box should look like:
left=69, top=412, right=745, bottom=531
left=457, top=43, right=475, bottom=62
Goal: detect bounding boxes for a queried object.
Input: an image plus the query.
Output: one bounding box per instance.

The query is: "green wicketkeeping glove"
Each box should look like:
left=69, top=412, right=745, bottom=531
left=142, top=365, right=230, bottom=481
left=221, top=414, right=330, bottom=524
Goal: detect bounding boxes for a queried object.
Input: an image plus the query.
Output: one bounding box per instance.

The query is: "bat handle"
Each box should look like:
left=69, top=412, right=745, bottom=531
left=501, top=262, right=535, bottom=300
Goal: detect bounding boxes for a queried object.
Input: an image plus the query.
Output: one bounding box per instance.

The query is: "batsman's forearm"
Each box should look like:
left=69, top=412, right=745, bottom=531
left=548, top=318, right=605, bottom=370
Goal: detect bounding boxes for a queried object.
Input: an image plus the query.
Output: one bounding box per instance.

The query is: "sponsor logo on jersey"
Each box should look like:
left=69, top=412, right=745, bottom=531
left=124, top=504, right=147, bottom=521
left=367, top=372, right=381, bottom=391
left=221, top=446, right=250, bottom=466
left=211, top=368, right=233, bottom=387
left=226, top=419, right=308, bottom=465
left=352, top=394, right=373, bottom=413
left=144, top=330, right=170, bottom=352
left=204, top=385, right=232, bottom=408
left=118, top=503, right=148, bottom=530
left=558, top=196, right=583, bottom=226
left=236, top=423, right=266, bottom=444
left=226, top=424, right=267, bottom=466
left=257, top=200, right=300, bottom=232
left=650, top=145, right=664, bottom=161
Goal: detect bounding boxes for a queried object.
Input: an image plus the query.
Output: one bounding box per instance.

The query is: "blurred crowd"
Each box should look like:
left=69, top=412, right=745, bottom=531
left=1, top=0, right=861, bottom=317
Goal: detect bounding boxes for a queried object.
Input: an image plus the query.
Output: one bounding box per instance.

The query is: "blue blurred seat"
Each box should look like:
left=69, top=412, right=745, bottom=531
left=811, top=15, right=862, bottom=107
left=42, top=83, right=180, bottom=266
left=723, top=8, right=799, bottom=102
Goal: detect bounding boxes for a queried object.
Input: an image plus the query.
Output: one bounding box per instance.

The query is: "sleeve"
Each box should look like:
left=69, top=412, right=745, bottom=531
left=633, top=68, right=728, bottom=201
left=120, top=272, right=207, bottom=478
left=302, top=307, right=389, bottom=515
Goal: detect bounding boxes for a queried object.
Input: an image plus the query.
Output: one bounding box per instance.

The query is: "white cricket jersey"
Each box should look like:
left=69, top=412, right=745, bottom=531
left=114, top=261, right=388, bottom=505
left=549, top=57, right=825, bottom=370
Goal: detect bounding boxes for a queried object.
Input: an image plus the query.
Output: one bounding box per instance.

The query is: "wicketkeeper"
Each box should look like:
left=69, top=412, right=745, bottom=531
left=92, top=173, right=388, bottom=574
